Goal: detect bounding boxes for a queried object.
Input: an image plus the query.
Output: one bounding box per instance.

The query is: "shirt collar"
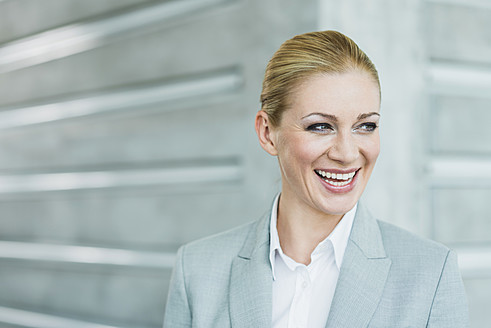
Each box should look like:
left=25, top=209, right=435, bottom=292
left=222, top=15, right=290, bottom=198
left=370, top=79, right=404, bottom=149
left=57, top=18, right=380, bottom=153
left=269, top=193, right=357, bottom=280
left=269, top=194, right=282, bottom=280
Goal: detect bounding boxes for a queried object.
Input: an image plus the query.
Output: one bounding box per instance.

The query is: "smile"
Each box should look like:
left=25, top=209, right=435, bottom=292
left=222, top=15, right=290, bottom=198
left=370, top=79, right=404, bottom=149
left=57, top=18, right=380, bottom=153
left=314, top=169, right=357, bottom=187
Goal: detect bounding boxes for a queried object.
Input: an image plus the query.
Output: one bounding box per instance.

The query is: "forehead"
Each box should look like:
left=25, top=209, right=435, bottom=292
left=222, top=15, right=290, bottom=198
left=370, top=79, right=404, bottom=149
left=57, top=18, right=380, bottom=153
left=286, top=71, right=381, bottom=119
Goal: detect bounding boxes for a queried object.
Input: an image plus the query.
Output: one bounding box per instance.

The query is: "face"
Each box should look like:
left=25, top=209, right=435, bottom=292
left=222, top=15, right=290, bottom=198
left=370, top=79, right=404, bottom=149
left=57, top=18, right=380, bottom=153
left=257, top=71, right=380, bottom=217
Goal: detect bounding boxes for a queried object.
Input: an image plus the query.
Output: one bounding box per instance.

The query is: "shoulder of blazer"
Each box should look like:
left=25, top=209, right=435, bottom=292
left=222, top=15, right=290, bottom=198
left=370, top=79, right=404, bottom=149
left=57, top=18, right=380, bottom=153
left=180, top=212, right=269, bottom=266
left=375, top=220, right=454, bottom=284
left=352, top=202, right=452, bottom=278
left=376, top=219, right=450, bottom=259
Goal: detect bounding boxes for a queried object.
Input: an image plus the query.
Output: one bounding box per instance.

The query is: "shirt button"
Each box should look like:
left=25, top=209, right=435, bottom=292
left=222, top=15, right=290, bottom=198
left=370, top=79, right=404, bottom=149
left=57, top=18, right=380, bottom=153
left=302, top=281, right=308, bottom=288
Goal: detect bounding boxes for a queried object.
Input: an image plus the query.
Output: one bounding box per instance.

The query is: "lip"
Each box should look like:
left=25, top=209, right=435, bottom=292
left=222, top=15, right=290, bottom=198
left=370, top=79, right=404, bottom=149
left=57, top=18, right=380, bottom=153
left=315, top=168, right=359, bottom=174
left=315, top=168, right=360, bottom=194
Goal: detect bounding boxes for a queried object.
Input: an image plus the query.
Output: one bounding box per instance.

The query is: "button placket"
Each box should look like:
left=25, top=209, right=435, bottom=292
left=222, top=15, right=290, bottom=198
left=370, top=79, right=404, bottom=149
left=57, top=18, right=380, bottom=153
left=287, top=266, right=311, bottom=328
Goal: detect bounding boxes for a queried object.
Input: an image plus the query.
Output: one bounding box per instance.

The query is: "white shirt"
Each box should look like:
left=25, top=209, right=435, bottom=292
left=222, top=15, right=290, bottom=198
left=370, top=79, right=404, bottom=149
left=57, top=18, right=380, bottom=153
left=269, top=194, right=357, bottom=328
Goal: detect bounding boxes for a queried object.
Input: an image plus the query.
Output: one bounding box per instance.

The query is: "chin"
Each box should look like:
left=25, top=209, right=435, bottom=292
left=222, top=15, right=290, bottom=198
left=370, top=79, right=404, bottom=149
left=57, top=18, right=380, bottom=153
left=312, top=195, right=358, bottom=216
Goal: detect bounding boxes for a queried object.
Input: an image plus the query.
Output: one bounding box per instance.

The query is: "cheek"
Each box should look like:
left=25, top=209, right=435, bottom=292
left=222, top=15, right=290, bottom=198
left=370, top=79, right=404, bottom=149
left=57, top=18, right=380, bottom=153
left=363, top=136, right=380, bottom=165
left=278, top=134, right=323, bottom=169
left=292, top=136, right=325, bottom=165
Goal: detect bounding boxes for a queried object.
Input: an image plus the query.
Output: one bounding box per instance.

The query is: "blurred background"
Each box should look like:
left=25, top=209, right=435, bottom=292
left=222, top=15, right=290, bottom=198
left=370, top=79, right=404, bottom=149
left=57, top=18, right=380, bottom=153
left=0, top=0, right=489, bottom=327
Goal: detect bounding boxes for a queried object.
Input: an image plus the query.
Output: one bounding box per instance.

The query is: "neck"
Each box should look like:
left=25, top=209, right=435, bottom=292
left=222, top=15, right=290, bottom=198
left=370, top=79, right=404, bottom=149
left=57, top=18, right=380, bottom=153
left=276, top=191, right=344, bottom=265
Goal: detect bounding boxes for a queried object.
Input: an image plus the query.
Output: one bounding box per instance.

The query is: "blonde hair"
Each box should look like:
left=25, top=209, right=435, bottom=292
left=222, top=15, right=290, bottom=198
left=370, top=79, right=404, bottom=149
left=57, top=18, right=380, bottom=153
left=260, top=30, right=380, bottom=127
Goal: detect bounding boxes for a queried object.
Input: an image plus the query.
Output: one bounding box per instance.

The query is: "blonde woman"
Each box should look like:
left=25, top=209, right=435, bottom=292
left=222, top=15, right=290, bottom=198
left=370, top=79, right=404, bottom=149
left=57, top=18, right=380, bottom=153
left=164, top=30, right=469, bottom=328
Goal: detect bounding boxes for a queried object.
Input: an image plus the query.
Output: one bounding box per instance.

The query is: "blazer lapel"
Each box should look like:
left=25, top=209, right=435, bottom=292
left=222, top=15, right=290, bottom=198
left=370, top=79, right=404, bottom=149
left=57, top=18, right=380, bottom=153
left=229, top=213, right=272, bottom=328
left=326, top=203, right=392, bottom=328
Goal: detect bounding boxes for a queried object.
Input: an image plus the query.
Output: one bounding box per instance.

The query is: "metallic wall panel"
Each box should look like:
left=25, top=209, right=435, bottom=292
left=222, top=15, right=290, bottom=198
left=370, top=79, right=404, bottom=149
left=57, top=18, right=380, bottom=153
left=432, top=188, right=491, bottom=244
left=0, top=306, right=135, bottom=328
left=424, top=1, right=491, bottom=325
left=0, top=190, right=253, bottom=249
left=0, top=70, right=242, bottom=129
left=0, top=241, right=176, bottom=268
left=0, top=260, right=170, bottom=327
left=430, top=95, right=491, bottom=155
left=0, top=0, right=152, bottom=44
left=0, top=1, right=249, bottom=105
left=0, top=97, right=245, bottom=171
left=0, top=0, right=234, bottom=74
left=426, top=2, right=491, bottom=64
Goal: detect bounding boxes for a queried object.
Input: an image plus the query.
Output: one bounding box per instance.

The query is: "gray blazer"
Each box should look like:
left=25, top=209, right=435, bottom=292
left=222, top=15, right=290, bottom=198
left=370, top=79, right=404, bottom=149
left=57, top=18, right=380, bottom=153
left=163, top=203, right=469, bottom=327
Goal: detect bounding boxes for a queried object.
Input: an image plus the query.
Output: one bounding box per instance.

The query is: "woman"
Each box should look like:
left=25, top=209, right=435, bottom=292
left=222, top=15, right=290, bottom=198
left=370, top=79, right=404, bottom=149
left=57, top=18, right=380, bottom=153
left=164, top=31, right=469, bottom=327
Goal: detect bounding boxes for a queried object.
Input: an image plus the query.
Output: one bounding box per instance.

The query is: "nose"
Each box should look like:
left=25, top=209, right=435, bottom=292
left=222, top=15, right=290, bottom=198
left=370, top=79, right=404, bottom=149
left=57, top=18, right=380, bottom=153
left=327, top=133, right=359, bottom=164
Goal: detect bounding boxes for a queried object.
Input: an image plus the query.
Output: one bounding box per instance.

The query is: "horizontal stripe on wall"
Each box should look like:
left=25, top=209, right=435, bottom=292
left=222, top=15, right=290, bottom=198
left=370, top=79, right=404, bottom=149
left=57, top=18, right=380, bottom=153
left=0, top=241, right=175, bottom=269
left=0, top=163, right=242, bottom=193
left=0, top=70, right=242, bottom=129
left=0, top=0, right=233, bottom=73
left=426, top=0, right=491, bottom=10
left=428, top=157, right=491, bottom=187
left=428, top=94, right=491, bottom=155
left=431, top=188, right=491, bottom=245
left=428, top=62, right=491, bottom=98
left=457, top=247, right=491, bottom=279
left=0, top=305, right=139, bottom=328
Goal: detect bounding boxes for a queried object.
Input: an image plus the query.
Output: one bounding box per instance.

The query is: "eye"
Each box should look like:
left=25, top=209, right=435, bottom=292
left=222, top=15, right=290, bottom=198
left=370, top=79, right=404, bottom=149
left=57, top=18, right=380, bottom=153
left=306, top=123, right=334, bottom=133
left=355, top=122, right=378, bottom=133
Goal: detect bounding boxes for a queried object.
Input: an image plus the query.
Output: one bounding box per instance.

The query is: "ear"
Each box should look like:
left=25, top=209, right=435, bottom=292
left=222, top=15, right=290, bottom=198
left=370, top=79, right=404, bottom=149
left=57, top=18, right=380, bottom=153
left=255, top=110, right=278, bottom=156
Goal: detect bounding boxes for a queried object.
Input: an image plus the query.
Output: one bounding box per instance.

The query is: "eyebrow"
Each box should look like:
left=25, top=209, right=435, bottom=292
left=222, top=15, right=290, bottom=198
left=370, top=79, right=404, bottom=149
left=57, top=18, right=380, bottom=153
left=357, top=112, right=380, bottom=120
left=301, top=112, right=380, bottom=121
left=301, top=113, right=338, bottom=122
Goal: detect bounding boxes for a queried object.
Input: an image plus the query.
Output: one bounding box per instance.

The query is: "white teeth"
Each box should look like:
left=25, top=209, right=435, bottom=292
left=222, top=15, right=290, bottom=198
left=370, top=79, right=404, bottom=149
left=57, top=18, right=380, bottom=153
left=315, top=169, right=357, bottom=181
left=325, top=177, right=353, bottom=187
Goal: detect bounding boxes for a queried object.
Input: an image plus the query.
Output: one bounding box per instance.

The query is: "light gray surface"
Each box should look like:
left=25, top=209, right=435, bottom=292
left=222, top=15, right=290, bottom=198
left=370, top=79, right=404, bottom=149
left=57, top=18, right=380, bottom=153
left=0, top=98, right=246, bottom=170
left=427, top=2, right=491, bottom=64
left=433, top=188, right=491, bottom=244
left=0, top=260, right=170, bottom=327
left=426, top=2, right=491, bottom=327
left=430, top=95, right=491, bottom=155
left=0, top=0, right=152, bottom=44
left=0, top=189, right=256, bottom=248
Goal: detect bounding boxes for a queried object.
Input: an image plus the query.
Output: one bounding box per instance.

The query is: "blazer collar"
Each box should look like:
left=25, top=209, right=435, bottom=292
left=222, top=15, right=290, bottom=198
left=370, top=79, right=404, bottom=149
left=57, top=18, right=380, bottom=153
left=229, top=200, right=391, bottom=328
left=235, top=200, right=387, bottom=260
left=237, top=210, right=270, bottom=260
left=229, top=211, right=272, bottom=328
left=326, top=202, right=392, bottom=327
left=348, top=202, right=388, bottom=259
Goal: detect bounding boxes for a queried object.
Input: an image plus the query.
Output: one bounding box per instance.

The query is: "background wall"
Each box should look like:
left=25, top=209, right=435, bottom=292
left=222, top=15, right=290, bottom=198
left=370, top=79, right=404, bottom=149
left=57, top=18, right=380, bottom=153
left=0, top=0, right=489, bottom=327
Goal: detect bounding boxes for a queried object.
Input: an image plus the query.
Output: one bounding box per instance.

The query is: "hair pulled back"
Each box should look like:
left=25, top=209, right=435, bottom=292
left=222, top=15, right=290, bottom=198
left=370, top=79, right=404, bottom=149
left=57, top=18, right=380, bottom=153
left=260, top=30, right=380, bottom=127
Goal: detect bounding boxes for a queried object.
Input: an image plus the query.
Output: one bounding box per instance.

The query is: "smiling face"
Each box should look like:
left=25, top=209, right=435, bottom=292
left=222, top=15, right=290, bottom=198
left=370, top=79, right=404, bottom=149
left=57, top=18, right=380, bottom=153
left=256, top=70, right=381, bottom=217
